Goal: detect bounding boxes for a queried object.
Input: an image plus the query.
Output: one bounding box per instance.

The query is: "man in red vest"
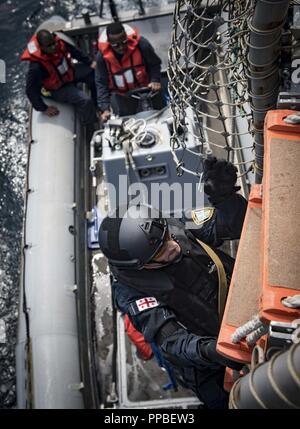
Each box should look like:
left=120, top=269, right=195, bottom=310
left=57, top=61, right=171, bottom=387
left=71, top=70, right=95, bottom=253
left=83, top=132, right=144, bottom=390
left=21, top=29, right=97, bottom=124
left=96, top=22, right=162, bottom=122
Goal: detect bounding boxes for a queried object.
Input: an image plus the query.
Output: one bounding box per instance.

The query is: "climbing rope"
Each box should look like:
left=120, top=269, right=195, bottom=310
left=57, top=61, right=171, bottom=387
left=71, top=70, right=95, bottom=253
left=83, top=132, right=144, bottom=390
left=231, top=314, right=268, bottom=346
left=284, top=112, right=300, bottom=125
left=282, top=295, right=300, bottom=309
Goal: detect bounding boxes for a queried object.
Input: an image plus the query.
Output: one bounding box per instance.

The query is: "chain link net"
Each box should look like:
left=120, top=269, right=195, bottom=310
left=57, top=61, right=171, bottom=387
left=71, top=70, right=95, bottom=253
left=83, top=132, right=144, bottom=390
left=168, top=0, right=255, bottom=178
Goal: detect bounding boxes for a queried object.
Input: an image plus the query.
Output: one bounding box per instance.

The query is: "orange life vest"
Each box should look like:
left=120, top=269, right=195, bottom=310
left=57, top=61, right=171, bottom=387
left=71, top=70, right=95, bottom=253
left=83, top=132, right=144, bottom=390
left=21, top=34, right=74, bottom=90
left=98, top=24, right=149, bottom=93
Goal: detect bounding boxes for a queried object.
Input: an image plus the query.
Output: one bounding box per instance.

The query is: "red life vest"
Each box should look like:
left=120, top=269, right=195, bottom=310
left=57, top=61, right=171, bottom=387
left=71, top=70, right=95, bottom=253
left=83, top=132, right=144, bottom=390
left=21, top=34, right=74, bottom=90
left=124, top=314, right=153, bottom=360
left=98, top=24, right=149, bottom=93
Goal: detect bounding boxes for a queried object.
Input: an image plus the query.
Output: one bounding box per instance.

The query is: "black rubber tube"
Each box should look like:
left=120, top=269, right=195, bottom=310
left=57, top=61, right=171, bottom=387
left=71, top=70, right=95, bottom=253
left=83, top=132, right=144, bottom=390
left=248, top=0, right=290, bottom=183
left=230, top=342, right=300, bottom=409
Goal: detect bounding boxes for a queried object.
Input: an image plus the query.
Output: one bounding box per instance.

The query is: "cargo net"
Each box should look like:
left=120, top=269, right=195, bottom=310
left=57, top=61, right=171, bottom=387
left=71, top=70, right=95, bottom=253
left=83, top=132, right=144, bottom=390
left=168, top=0, right=255, bottom=178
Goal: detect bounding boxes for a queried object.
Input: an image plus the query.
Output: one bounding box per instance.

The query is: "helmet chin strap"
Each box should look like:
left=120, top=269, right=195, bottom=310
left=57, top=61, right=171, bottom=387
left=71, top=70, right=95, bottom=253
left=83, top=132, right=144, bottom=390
left=143, top=251, right=182, bottom=270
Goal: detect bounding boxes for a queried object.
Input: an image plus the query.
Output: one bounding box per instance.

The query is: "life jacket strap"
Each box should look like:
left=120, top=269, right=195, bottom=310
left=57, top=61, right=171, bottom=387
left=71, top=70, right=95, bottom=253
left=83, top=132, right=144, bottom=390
left=195, top=238, right=228, bottom=320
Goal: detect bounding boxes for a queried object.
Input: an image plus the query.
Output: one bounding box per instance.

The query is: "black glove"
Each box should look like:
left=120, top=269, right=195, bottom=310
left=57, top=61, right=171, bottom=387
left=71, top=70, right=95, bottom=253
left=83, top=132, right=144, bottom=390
left=200, top=339, right=244, bottom=371
left=203, top=157, right=240, bottom=205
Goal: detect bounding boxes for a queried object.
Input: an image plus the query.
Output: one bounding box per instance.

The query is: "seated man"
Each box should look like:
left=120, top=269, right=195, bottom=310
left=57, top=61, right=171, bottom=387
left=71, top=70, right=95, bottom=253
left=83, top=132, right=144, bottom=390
left=98, top=158, right=247, bottom=409
left=96, top=22, right=163, bottom=121
left=21, top=29, right=97, bottom=124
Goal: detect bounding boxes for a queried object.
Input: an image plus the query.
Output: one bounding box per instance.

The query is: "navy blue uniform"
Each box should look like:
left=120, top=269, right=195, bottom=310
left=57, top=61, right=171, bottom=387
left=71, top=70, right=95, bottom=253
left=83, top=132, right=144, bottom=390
left=111, top=193, right=247, bottom=409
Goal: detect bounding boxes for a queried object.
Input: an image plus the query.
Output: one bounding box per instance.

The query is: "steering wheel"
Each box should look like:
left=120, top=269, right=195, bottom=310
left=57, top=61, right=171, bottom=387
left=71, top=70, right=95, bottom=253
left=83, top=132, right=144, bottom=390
left=126, top=86, right=159, bottom=99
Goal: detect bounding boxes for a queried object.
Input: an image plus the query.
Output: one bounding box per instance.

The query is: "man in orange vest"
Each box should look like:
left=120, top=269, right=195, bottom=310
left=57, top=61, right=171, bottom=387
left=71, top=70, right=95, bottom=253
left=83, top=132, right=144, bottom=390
left=96, top=22, right=163, bottom=122
left=21, top=29, right=97, bottom=124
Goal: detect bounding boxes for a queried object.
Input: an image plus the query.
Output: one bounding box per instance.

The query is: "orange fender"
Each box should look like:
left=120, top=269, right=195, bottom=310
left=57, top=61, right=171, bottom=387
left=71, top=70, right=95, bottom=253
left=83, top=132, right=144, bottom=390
left=260, top=110, right=300, bottom=323
left=217, top=185, right=263, bottom=363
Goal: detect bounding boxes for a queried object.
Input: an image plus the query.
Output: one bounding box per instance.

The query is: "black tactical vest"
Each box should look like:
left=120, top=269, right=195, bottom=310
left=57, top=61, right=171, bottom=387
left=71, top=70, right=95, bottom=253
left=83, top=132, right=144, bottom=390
left=112, top=219, right=235, bottom=337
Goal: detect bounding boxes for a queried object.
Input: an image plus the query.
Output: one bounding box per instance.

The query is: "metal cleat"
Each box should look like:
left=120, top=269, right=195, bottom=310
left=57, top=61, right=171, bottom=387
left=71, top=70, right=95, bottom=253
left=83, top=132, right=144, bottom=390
left=267, top=319, right=300, bottom=351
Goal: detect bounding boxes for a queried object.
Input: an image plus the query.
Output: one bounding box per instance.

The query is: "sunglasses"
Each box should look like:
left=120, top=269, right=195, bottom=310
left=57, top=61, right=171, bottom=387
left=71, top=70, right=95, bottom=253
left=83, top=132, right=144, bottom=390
left=110, top=39, right=128, bottom=48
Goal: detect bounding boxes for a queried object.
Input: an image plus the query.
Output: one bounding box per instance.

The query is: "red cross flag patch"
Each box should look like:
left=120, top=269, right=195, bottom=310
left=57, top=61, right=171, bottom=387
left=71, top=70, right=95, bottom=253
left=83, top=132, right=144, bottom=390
left=135, top=297, right=159, bottom=312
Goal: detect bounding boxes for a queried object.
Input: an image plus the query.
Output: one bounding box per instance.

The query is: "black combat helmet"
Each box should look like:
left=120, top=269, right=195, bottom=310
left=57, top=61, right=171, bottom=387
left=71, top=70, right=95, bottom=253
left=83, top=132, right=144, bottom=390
left=98, top=205, right=168, bottom=269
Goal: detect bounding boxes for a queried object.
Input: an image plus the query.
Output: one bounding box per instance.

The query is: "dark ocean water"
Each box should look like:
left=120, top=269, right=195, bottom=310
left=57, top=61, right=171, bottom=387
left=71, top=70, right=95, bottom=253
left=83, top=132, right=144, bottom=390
left=0, top=0, right=101, bottom=409
left=0, top=0, right=164, bottom=409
